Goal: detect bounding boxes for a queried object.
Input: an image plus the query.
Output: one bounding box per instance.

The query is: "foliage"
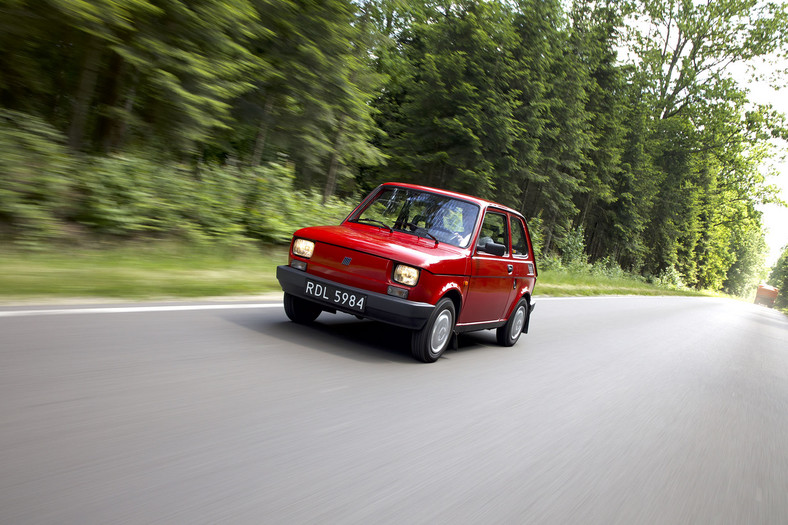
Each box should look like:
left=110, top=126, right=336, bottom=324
left=723, top=222, right=769, bottom=297
left=0, top=110, right=74, bottom=244
left=651, top=265, right=686, bottom=289
left=590, top=257, right=629, bottom=280
left=0, top=116, right=353, bottom=247
left=1, top=0, right=787, bottom=298
left=558, top=226, right=588, bottom=269
left=769, top=245, right=788, bottom=308
left=368, top=1, right=524, bottom=197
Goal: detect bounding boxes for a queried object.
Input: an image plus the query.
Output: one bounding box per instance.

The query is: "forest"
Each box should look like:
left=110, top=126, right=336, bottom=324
left=2, top=0, right=788, bottom=297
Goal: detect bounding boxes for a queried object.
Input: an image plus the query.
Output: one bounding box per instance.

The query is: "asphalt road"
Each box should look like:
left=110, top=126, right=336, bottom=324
left=1, top=296, right=787, bottom=524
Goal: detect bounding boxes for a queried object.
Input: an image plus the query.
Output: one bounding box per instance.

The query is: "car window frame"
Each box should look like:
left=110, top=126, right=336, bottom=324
left=509, top=215, right=530, bottom=259
left=475, top=209, right=510, bottom=257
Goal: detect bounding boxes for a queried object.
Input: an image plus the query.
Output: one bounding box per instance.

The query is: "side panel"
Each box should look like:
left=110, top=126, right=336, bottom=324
left=457, top=257, right=513, bottom=324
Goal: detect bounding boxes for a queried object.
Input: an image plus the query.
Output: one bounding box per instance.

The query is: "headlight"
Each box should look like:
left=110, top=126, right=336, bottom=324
left=292, top=238, right=315, bottom=258
left=393, top=264, right=420, bottom=286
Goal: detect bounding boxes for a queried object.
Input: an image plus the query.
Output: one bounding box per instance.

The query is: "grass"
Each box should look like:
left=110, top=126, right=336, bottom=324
left=0, top=243, right=288, bottom=301
left=537, top=269, right=716, bottom=297
left=0, top=244, right=723, bottom=302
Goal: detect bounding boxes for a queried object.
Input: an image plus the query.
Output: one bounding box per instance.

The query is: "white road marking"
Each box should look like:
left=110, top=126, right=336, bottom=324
left=0, top=303, right=283, bottom=318
left=0, top=295, right=704, bottom=318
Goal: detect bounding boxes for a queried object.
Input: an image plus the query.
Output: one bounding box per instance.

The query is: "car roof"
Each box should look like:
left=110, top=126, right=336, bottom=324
left=380, top=182, right=521, bottom=216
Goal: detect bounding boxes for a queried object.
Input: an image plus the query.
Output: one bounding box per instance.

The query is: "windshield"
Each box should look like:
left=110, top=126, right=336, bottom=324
left=351, top=187, right=480, bottom=248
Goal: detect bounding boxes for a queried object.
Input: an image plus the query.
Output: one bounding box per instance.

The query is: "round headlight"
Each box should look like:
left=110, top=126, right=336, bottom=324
left=292, top=238, right=315, bottom=258
left=393, top=264, right=420, bottom=286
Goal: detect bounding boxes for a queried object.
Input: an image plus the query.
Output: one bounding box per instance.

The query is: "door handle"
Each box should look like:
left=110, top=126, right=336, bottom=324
left=507, top=264, right=513, bottom=274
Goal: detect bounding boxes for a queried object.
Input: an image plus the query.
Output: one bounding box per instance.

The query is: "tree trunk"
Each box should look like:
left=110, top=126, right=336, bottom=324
left=322, top=114, right=347, bottom=204
left=98, top=53, right=125, bottom=153
left=111, top=71, right=139, bottom=151
left=543, top=212, right=557, bottom=254
left=252, top=98, right=274, bottom=166
left=578, top=193, right=593, bottom=229
left=68, top=37, right=102, bottom=151
left=520, top=179, right=530, bottom=211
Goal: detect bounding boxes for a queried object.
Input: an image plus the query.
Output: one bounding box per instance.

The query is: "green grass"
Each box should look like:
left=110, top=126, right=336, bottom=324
left=0, top=243, right=288, bottom=301
left=537, top=269, right=716, bottom=297
left=0, top=244, right=722, bottom=302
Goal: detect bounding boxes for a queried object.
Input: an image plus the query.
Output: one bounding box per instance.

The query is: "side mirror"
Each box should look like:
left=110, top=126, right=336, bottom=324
left=480, top=241, right=506, bottom=257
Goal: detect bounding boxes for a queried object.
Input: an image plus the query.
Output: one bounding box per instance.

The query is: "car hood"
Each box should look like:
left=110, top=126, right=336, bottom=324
left=294, top=224, right=469, bottom=274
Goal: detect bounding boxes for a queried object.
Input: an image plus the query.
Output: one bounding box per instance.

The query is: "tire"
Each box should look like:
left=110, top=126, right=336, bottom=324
left=411, top=298, right=455, bottom=363
left=496, top=298, right=528, bottom=347
left=283, top=292, right=322, bottom=324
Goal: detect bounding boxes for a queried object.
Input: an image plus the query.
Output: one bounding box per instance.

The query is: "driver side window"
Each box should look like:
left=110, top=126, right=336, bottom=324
left=477, top=211, right=509, bottom=254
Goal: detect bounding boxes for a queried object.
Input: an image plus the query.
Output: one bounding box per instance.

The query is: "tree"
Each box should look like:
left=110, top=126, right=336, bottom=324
left=768, top=244, right=788, bottom=308
left=624, top=0, right=788, bottom=281
left=723, top=220, right=768, bottom=296
left=568, top=0, right=629, bottom=258
left=227, top=0, right=382, bottom=200
left=1, top=0, right=264, bottom=155
left=519, top=0, right=592, bottom=254
left=371, top=1, right=523, bottom=197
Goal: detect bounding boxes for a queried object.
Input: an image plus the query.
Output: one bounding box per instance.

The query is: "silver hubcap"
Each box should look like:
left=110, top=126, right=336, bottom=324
left=510, top=306, right=526, bottom=339
left=429, top=310, right=452, bottom=354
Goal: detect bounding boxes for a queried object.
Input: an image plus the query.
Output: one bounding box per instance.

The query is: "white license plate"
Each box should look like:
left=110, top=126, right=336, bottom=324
left=305, top=280, right=366, bottom=312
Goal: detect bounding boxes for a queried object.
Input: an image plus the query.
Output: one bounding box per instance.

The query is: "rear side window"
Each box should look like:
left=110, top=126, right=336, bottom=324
left=511, top=216, right=529, bottom=257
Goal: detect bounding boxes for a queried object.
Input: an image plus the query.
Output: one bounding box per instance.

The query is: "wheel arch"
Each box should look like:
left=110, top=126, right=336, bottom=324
left=521, top=291, right=533, bottom=334
left=502, top=291, right=533, bottom=334
left=441, top=288, right=463, bottom=320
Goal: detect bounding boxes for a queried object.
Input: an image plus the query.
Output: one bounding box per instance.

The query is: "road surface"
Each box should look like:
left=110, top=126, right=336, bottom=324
left=1, top=296, right=787, bottom=524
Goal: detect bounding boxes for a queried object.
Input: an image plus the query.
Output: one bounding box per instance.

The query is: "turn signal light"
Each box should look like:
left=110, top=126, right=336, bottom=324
left=387, top=285, right=409, bottom=299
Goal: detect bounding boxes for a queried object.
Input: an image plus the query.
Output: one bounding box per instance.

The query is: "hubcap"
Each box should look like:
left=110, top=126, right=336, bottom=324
left=510, top=306, right=526, bottom=339
left=429, top=310, right=452, bottom=354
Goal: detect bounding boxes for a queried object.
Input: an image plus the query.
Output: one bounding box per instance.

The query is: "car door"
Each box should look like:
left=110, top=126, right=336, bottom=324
left=458, top=209, right=513, bottom=325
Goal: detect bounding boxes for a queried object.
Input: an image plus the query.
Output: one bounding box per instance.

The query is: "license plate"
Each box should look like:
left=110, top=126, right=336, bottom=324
left=305, top=280, right=366, bottom=312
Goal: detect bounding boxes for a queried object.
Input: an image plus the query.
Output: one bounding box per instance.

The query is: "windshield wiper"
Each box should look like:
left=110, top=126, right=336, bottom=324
left=402, top=222, right=439, bottom=243
left=355, top=218, right=393, bottom=232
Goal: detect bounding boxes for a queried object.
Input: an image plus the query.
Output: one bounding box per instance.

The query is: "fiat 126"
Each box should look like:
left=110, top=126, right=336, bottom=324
left=276, top=183, right=537, bottom=362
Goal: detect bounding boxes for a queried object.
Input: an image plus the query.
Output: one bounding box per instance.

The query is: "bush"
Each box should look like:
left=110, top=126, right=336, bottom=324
left=768, top=244, right=788, bottom=309
left=590, top=256, right=628, bottom=280
left=538, top=253, right=564, bottom=271
left=559, top=226, right=588, bottom=267
left=242, top=164, right=352, bottom=243
left=0, top=110, right=75, bottom=245
left=0, top=127, right=355, bottom=249
left=526, top=214, right=544, bottom=260
left=652, top=265, right=686, bottom=289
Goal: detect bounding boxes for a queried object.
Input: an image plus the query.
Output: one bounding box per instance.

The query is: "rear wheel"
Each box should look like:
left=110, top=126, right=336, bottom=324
left=496, top=298, right=528, bottom=347
left=411, top=298, right=455, bottom=363
left=283, top=292, right=322, bottom=324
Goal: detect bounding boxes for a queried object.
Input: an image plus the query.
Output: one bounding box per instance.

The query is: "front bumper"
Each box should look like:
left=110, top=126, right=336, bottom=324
left=276, top=265, right=434, bottom=330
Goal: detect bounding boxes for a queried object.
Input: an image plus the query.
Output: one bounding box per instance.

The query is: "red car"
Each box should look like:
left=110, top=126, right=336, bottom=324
left=276, top=182, right=537, bottom=362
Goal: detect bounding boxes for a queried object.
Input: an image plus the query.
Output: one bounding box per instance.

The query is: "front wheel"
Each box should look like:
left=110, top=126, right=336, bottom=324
left=496, top=298, right=528, bottom=347
left=283, top=292, right=322, bottom=324
left=411, top=298, right=455, bottom=363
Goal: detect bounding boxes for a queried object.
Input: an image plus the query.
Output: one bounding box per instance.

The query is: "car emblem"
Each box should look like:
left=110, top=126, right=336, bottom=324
left=342, top=256, right=352, bottom=266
